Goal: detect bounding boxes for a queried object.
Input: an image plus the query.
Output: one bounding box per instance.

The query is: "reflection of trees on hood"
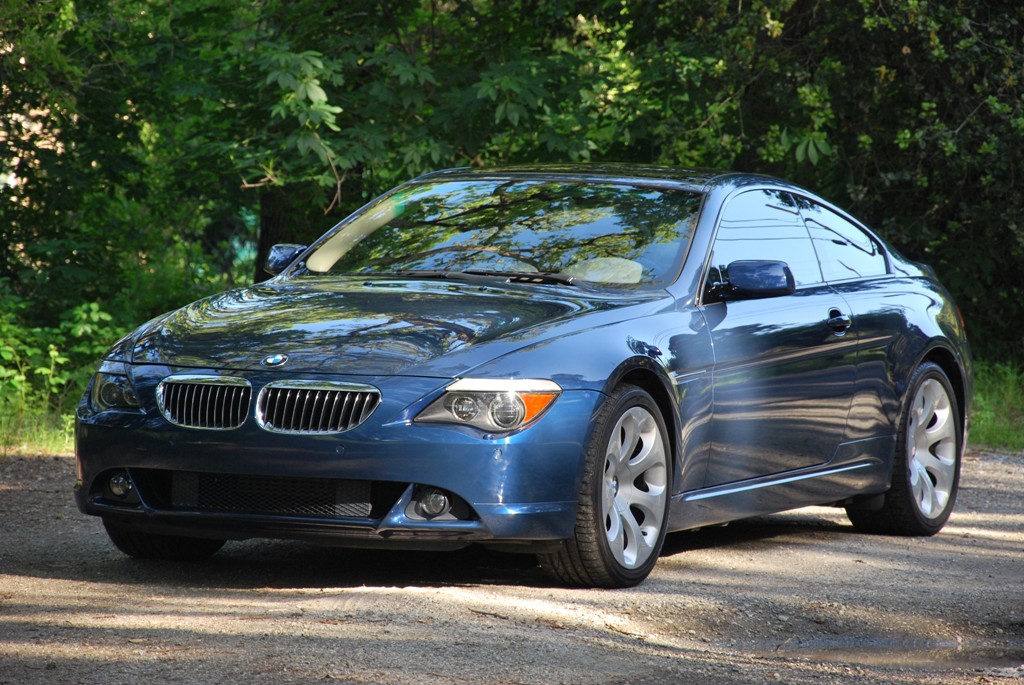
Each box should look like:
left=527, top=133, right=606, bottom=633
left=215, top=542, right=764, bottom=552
left=331, top=180, right=701, bottom=280
left=130, top=276, right=646, bottom=375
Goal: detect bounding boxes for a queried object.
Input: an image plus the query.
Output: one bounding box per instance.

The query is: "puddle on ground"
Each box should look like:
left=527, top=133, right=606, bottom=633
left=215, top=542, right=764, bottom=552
left=759, top=637, right=1024, bottom=670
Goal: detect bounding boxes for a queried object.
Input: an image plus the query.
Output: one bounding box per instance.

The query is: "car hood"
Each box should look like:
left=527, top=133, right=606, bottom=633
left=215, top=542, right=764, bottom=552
left=131, top=277, right=661, bottom=377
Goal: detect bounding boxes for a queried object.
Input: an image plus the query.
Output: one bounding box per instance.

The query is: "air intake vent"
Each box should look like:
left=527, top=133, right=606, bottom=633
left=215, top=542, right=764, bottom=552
left=171, top=472, right=373, bottom=518
left=157, top=376, right=252, bottom=430
left=256, top=381, right=381, bottom=434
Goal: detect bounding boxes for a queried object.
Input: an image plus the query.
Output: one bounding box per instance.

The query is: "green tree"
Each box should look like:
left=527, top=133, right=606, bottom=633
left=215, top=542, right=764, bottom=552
left=2, top=0, right=1022, bottom=390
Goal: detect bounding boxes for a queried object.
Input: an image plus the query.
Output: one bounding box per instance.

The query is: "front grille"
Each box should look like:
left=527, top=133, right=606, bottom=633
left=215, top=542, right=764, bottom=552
left=171, top=472, right=373, bottom=518
left=157, top=376, right=252, bottom=430
left=256, top=381, right=380, bottom=434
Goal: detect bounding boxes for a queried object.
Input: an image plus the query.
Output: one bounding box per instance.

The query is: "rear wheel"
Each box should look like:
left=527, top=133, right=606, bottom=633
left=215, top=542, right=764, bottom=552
left=540, top=385, right=670, bottom=588
left=103, top=521, right=226, bottom=561
left=847, top=362, right=961, bottom=536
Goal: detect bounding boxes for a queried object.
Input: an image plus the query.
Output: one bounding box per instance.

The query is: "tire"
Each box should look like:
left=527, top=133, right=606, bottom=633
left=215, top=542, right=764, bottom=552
left=847, top=362, right=962, bottom=536
left=540, top=385, right=671, bottom=588
left=103, top=521, right=226, bottom=561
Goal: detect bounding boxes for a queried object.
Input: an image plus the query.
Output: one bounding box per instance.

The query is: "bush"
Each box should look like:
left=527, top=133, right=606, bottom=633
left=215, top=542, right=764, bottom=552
left=0, top=298, right=125, bottom=455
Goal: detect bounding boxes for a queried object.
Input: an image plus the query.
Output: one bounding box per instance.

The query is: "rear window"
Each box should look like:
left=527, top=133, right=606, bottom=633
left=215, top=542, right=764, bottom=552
left=800, top=201, right=888, bottom=281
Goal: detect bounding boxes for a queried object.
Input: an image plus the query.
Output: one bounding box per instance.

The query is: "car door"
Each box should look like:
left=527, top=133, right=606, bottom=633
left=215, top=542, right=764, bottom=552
left=699, top=188, right=858, bottom=487
left=798, top=197, right=901, bottom=450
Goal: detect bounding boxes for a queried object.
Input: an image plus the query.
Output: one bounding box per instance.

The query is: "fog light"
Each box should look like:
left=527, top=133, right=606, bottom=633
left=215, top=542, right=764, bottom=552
left=109, top=472, right=133, bottom=498
left=418, top=488, right=450, bottom=518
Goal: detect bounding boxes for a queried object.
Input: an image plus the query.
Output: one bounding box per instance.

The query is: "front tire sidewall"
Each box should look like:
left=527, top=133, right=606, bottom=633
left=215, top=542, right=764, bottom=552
left=582, top=386, right=671, bottom=587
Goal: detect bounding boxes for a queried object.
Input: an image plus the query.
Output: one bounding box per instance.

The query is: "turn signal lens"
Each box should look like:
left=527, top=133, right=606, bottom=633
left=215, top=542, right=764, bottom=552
left=416, top=379, right=561, bottom=432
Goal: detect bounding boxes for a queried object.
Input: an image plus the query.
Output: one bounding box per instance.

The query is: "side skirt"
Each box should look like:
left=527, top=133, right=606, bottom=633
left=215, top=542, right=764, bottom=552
left=668, top=458, right=889, bottom=532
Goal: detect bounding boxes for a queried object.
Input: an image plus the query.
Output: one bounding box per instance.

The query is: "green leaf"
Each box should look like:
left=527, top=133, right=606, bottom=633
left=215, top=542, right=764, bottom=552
left=796, top=139, right=808, bottom=163
left=305, top=81, right=327, bottom=103
left=807, top=140, right=820, bottom=165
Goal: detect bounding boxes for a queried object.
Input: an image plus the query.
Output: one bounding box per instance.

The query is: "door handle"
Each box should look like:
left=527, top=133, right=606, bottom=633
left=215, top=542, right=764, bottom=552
left=827, top=308, right=852, bottom=334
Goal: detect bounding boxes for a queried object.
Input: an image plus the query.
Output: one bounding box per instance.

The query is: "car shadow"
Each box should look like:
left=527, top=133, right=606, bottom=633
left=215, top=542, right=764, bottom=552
left=91, top=540, right=551, bottom=590
left=49, top=513, right=855, bottom=591
left=660, top=509, right=853, bottom=557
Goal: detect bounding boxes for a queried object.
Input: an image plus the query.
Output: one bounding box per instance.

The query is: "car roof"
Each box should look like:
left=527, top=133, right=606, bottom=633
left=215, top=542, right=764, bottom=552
left=410, top=164, right=771, bottom=193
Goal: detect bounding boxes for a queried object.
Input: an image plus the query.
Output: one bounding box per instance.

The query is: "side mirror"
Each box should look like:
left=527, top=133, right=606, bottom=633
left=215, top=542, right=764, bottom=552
left=264, top=244, right=308, bottom=276
left=722, top=260, right=795, bottom=299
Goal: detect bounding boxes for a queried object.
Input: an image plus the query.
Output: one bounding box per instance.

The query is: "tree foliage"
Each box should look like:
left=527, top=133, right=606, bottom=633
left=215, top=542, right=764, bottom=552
left=1, top=0, right=1022, bottom=415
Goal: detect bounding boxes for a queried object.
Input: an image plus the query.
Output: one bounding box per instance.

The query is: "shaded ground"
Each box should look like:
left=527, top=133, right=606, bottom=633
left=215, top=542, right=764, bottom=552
left=0, top=450, right=1021, bottom=684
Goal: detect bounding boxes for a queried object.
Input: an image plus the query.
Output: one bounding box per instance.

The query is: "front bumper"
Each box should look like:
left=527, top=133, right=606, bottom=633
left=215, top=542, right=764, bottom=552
left=75, top=366, right=603, bottom=547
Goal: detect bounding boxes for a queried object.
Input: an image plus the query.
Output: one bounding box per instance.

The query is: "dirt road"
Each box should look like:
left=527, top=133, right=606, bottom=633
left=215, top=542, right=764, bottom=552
left=1, top=450, right=1021, bottom=684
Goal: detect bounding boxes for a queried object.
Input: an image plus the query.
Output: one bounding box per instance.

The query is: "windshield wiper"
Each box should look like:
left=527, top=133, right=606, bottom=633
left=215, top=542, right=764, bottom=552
left=461, top=270, right=577, bottom=286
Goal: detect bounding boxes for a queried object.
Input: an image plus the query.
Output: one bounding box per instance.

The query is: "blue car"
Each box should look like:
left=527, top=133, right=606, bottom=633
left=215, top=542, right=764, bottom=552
left=75, top=166, right=971, bottom=587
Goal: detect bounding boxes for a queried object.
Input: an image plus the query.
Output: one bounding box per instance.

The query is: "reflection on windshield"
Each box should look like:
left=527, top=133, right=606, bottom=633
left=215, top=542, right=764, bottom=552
left=300, top=179, right=702, bottom=287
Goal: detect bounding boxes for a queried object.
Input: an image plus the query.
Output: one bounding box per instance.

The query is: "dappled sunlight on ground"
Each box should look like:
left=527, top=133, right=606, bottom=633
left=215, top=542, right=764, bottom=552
left=1, top=451, right=1021, bottom=684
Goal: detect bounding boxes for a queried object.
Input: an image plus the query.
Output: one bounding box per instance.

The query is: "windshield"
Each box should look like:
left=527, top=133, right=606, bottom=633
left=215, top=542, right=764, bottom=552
left=298, top=178, right=702, bottom=287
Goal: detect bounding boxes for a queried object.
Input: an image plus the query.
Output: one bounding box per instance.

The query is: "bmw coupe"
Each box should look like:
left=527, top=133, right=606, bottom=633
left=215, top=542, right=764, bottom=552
left=75, top=166, right=971, bottom=587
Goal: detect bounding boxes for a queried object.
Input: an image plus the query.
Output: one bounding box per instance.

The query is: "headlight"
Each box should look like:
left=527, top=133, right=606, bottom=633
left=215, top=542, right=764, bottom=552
left=90, top=360, right=141, bottom=412
left=416, top=378, right=561, bottom=432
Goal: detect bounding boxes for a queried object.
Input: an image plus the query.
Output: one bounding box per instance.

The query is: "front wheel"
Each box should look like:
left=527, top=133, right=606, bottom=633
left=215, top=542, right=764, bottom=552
left=540, top=385, right=671, bottom=588
left=103, top=521, right=226, bottom=561
left=847, top=362, right=962, bottom=536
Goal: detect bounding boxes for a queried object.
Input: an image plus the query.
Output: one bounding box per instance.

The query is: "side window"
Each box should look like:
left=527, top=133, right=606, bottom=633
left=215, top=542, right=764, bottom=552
left=800, top=200, right=888, bottom=281
left=709, top=189, right=823, bottom=289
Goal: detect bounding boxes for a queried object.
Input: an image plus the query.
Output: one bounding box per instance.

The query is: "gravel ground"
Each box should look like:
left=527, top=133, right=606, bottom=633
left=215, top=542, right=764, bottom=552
left=1, top=449, right=1022, bottom=684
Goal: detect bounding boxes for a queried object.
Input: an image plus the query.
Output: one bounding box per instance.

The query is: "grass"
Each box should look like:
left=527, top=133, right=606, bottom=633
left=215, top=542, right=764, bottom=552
left=970, top=361, right=1024, bottom=452
left=2, top=361, right=1021, bottom=456
left=0, top=408, right=75, bottom=457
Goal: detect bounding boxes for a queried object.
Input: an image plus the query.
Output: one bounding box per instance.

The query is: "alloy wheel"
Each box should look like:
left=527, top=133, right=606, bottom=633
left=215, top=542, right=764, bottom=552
left=906, top=377, right=957, bottom=519
left=601, top=406, right=668, bottom=569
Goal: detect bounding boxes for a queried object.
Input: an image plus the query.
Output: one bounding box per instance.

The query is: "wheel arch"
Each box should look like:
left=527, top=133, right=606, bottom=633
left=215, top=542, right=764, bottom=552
left=602, top=359, right=681, bottom=484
